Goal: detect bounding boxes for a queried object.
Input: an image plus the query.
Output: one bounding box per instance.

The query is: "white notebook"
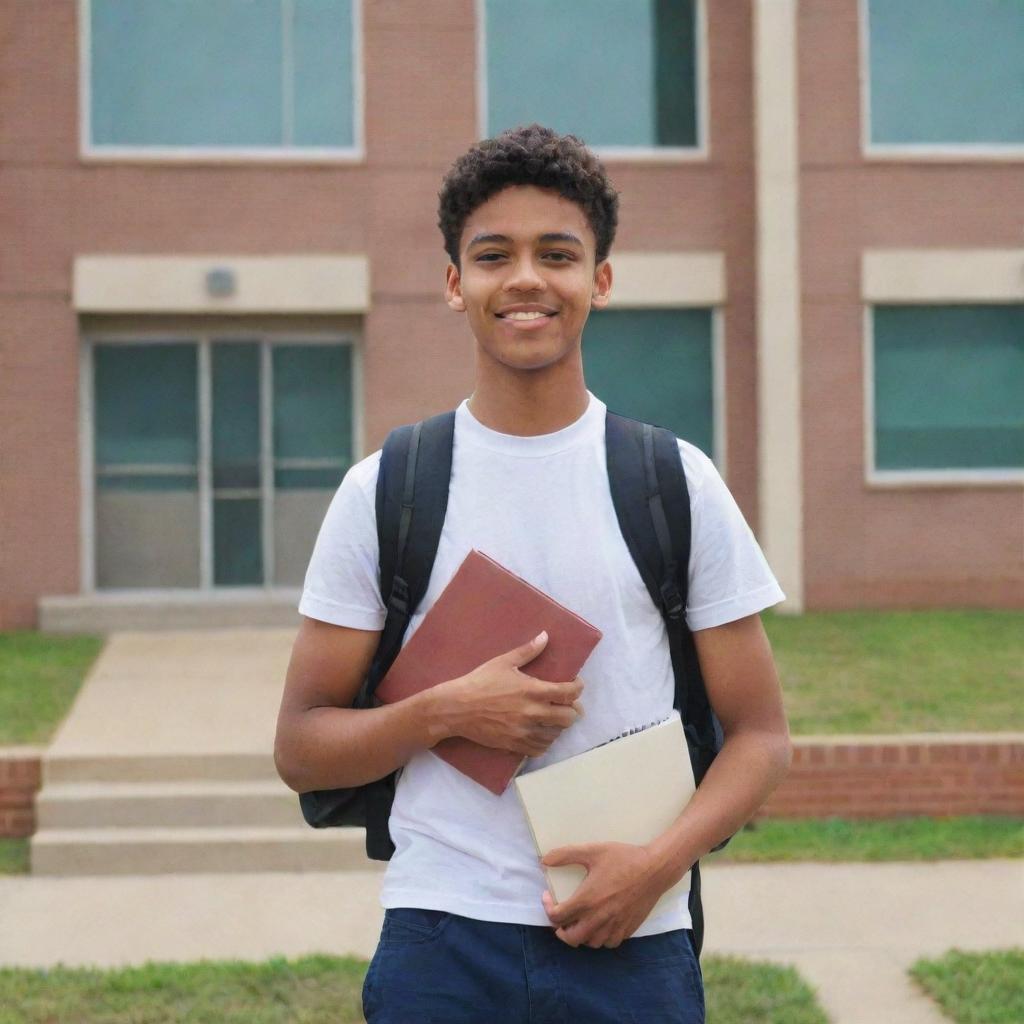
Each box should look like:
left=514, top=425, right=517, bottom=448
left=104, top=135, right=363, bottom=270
left=514, top=711, right=696, bottom=919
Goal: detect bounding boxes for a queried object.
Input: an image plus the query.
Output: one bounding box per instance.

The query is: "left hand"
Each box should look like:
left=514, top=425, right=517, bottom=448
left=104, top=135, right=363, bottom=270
left=540, top=841, right=671, bottom=948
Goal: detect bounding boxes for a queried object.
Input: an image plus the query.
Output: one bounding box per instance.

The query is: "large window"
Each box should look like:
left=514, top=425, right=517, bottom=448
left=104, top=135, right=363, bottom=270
left=91, top=336, right=354, bottom=590
left=865, top=0, right=1024, bottom=148
left=482, top=0, right=700, bottom=150
left=872, top=306, right=1024, bottom=474
left=583, top=309, right=715, bottom=458
left=86, top=0, right=358, bottom=153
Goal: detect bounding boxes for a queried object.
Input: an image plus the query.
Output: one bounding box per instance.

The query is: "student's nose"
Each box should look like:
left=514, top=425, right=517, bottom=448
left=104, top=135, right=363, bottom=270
left=505, top=256, right=545, bottom=292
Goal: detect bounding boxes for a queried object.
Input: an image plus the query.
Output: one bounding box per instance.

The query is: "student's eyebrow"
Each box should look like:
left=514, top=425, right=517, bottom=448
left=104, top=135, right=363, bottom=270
left=466, top=231, right=584, bottom=249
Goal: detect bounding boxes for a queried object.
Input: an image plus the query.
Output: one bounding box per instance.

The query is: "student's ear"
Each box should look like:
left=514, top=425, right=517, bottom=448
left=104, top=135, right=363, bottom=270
left=591, top=259, right=612, bottom=310
left=445, top=263, right=466, bottom=312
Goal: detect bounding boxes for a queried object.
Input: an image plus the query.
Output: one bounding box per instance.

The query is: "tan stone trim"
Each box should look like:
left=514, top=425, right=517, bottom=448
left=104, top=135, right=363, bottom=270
left=606, top=252, right=726, bottom=308
left=753, top=0, right=804, bottom=613
left=73, top=255, right=370, bottom=313
left=863, top=249, right=1024, bottom=302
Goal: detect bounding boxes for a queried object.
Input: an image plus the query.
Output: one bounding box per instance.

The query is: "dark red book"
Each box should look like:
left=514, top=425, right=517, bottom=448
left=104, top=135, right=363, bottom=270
left=374, top=549, right=602, bottom=795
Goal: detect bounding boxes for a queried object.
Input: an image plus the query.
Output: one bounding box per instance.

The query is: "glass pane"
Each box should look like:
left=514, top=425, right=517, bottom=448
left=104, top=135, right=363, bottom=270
left=485, top=0, right=696, bottom=147
left=292, top=0, right=355, bottom=146
left=90, top=0, right=282, bottom=147
left=94, top=343, right=200, bottom=588
left=96, top=489, right=200, bottom=588
left=583, top=309, right=714, bottom=457
left=95, top=343, right=197, bottom=466
left=97, top=474, right=198, bottom=492
left=274, top=466, right=348, bottom=489
left=212, top=343, right=261, bottom=490
left=868, top=0, right=1024, bottom=144
left=873, top=305, right=1024, bottom=470
left=214, top=498, right=263, bottom=585
left=274, top=490, right=334, bottom=586
left=273, top=345, right=353, bottom=466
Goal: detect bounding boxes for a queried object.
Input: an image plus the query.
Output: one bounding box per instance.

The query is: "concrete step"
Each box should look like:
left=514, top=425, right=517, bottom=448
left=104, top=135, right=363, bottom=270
left=43, top=752, right=277, bottom=784
left=36, top=780, right=307, bottom=829
left=30, top=826, right=381, bottom=876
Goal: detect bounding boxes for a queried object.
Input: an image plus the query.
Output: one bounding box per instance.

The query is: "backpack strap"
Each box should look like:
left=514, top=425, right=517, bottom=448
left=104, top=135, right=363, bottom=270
left=357, top=410, right=456, bottom=859
left=605, top=410, right=722, bottom=957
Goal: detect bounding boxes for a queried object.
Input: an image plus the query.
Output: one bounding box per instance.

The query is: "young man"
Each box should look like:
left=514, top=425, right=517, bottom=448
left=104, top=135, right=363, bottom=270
left=275, top=124, right=792, bottom=1023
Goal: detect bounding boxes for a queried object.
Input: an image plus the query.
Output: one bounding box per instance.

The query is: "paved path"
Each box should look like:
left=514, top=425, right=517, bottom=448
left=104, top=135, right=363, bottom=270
left=1, top=859, right=1020, bottom=1023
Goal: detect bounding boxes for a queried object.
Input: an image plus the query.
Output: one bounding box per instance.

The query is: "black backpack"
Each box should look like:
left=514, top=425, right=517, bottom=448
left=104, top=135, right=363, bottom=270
left=298, top=408, right=726, bottom=955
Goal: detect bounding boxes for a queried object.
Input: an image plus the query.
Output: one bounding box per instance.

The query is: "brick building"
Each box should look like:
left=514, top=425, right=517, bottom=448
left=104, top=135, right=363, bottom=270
left=2, top=0, right=1022, bottom=631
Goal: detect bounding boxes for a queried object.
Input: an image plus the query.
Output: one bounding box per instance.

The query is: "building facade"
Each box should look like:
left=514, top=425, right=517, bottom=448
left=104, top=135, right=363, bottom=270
left=1, top=0, right=1021, bottom=631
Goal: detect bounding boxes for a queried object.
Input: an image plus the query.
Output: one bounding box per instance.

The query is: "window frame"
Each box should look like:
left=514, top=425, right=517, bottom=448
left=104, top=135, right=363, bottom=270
left=79, top=327, right=363, bottom=594
left=78, top=0, right=365, bottom=163
left=474, top=0, right=709, bottom=161
left=858, top=0, right=1024, bottom=162
left=862, top=304, right=1024, bottom=488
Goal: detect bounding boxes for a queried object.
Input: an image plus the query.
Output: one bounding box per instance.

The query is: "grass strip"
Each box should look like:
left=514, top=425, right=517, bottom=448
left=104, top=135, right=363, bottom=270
left=704, top=955, right=828, bottom=1024
left=763, top=609, right=1024, bottom=734
left=711, top=816, right=1024, bottom=863
left=0, top=954, right=827, bottom=1023
left=0, top=632, right=105, bottom=745
left=910, top=948, right=1024, bottom=1024
left=0, top=838, right=29, bottom=875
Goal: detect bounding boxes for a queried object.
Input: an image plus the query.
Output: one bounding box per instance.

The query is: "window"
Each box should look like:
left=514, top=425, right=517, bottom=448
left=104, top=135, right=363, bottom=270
left=481, top=0, right=700, bottom=150
left=872, top=305, right=1024, bottom=473
left=86, top=0, right=358, bottom=153
left=583, top=308, right=715, bottom=458
left=865, top=0, right=1024, bottom=147
left=91, top=336, right=354, bottom=590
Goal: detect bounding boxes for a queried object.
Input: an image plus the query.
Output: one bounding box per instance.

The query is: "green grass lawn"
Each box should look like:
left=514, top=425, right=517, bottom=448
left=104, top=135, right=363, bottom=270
left=0, top=611, right=1022, bottom=745
left=763, top=609, right=1024, bottom=734
left=910, top=949, right=1024, bottom=1024
left=0, top=632, right=104, bottom=745
left=711, top=816, right=1024, bottom=863
left=0, top=953, right=826, bottom=1024
left=0, top=838, right=28, bottom=875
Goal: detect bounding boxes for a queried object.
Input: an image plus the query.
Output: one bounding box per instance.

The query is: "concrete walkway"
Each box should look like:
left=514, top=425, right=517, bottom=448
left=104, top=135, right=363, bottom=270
left=0, top=860, right=1020, bottom=1023
left=14, top=629, right=1024, bottom=1021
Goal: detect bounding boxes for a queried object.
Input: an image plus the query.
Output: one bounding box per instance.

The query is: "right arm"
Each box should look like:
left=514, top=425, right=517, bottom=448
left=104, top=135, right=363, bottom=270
left=274, top=617, right=584, bottom=794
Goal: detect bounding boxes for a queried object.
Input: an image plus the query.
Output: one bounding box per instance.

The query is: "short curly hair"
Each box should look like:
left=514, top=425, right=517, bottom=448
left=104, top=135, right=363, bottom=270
left=438, top=124, right=619, bottom=269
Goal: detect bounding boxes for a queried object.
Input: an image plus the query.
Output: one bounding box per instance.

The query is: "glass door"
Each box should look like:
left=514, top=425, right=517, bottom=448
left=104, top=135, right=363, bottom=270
left=92, top=335, right=353, bottom=590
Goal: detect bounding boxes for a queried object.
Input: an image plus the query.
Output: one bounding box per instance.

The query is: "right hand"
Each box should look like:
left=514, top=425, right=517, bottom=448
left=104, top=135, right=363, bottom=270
left=432, top=632, right=585, bottom=757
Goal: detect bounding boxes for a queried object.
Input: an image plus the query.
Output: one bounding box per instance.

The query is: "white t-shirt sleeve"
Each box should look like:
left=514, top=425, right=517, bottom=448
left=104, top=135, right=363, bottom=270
left=680, top=441, right=786, bottom=632
left=297, top=452, right=387, bottom=631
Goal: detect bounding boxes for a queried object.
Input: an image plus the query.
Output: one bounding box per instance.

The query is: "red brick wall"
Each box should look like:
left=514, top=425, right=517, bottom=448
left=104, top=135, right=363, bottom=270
left=761, top=736, right=1024, bottom=819
left=0, top=749, right=42, bottom=838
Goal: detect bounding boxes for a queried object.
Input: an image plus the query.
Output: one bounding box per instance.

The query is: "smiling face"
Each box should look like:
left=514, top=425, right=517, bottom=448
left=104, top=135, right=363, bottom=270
left=445, top=185, right=612, bottom=378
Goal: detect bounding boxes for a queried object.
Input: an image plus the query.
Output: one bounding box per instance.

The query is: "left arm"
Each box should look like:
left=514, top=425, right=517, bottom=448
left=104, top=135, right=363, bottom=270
left=541, top=611, right=792, bottom=948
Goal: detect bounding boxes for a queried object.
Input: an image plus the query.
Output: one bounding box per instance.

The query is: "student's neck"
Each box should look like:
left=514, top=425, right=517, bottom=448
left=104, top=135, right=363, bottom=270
left=467, top=372, right=589, bottom=437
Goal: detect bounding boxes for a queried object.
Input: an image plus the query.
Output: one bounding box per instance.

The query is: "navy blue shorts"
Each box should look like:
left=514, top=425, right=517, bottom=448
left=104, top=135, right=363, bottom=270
left=362, top=907, right=705, bottom=1023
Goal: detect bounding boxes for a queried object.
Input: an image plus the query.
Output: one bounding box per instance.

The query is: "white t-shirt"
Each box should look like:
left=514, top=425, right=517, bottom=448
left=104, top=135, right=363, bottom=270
left=299, top=392, right=785, bottom=936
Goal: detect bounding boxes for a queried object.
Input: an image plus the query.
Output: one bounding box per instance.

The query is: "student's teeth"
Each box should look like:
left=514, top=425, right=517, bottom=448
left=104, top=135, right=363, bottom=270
left=504, top=311, right=548, bottom=320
